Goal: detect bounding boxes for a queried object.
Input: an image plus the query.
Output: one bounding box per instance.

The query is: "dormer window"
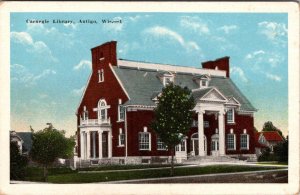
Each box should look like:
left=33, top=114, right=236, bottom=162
left=201, top=80, right=208, bottom=87
left=164, top=76, right=174, bottom=86
left=193, top=74, right=210, bottom=89
left=157, top=71, right=174, bottom=86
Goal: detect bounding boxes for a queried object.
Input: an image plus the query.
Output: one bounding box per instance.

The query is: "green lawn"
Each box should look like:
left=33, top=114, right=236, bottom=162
left=24, top=165, right=283, bottom=183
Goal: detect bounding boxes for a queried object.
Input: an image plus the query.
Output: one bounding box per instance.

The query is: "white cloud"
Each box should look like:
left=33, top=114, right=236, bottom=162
left=73, top=60, right=92, bottom=70
left=180, top=16, right=210, bottom=35
left=245, top=50, right=284, bottom=68
left=11, top=31, right=57, bottom=61
left=10, top=32, right=33, bottom=45
left=72, top=86, right=85, bottom=96
left=144, top=26, right=200, bottom=51
left=230, top=66, right=248, bottom=82
left=128, top=15, right=141, bottom=22
left=63, top=23, right=77, bottom=29
left=265, top=73, right=281, bottom=82
left=258, top=21, right=287, bottom=45
left=218, top=25, right=238, bottom=34
left=26, top=23, right=57, bottom=34
left=11, top=64, right=56, bottom=86
left=245, top=50, right=265, bottom=59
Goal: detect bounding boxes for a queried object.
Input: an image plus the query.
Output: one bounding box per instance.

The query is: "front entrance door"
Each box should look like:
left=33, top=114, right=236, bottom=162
left=190, top=133, right=207, bottom=156
left=102, top=132, right=108, bottom=158
left=211, top=134, right=219, bottom=156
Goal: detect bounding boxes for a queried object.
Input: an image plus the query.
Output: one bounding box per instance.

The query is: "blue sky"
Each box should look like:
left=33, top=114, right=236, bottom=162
left=10, top=13, right=288, bottom=136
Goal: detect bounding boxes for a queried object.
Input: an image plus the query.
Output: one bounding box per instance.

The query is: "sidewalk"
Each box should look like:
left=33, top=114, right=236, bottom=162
left=79, top=162, right=287, bottom=174
left=101, top=168, right=288, bottom=183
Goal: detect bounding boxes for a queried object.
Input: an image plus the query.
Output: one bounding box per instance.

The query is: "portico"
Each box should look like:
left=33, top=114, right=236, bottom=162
left=79, top=123, right=112, bottom=160
left=192, top=87, right=231, bottom=157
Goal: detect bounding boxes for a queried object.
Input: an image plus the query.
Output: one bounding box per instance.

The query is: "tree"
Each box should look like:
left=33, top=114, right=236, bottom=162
left=10, top=142, right=28, bottom=180
left=262, top=121, right=283, bottom=137
left=30, top=124, right=75, bottom=181
left=274, top=136, right=288, bottom=163
left=151, top=83, right=195, bottom=176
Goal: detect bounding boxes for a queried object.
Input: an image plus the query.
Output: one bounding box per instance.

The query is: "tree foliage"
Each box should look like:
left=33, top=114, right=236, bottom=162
left=30, top=124, right=75, bottom=181
left=274, top=136, right=288, bottom=162
left=151, top=83, right=195, bottom=176
left=10, top=142, right=28, bottom=180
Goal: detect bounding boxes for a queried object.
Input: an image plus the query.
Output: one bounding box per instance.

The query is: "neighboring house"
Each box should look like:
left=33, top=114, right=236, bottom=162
left=10, top=131, right=32, bottom=155
left=257, top=131, right=284, bottom=153
left=254, top=132, right=268, bottom=157
left=76, top=41, right=257, bottom=165
left=10, top=131, right=24, bottom=154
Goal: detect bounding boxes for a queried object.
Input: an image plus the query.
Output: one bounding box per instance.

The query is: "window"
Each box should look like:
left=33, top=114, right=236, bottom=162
left=175, top=139, right=186, bottom=152
left=201, top=80, right=207, bottom=87
left=204, top=121, right=209, bottom=128
left=118, top=133, right=125, bottom=146
left=227, top=134, right=236, bottom=150
left=83, top=110, right=88, bottom=120
left=240, top=134, right=249, bottom=150
left=98, top=69, right=104, bottom=82
left=118, top=105, right=125, bottom=121
left=227, top=108, right=235, bottom=123
left=139, top=132, right=151, bottom=150
left=157, top=137, right=167, bottom=150
left=180, top=140, right=186, bottom=151
left=164, top=77, right=173, bottom=86
left=98, top=99, right=109, bottom=121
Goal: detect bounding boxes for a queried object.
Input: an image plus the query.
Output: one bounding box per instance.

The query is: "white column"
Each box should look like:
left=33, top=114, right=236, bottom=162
left=198, top=111, right=205, bottom=156
left=98, top=131, right=103, bottom=159
left=218, top=111, right=226, bottom=156
left=108, top=130, right=112, bottom=158
left=92, top=132, right=96, bottom=158
left=80, top=131, right=85, bottom=159
left=86, top=131, right=91, bottom=159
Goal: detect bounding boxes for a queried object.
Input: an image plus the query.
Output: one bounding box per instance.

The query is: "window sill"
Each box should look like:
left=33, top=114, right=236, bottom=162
left=157, top=149, right=167, bottom=151
left=139, top=149, right=151, bottom=151
left=117, top=145, right=125, bottom=147
left=240, top=148, right=249, bottom=150
left=116, top=120, right=124, bottom=123
left=227, top=122, right=236, bottom=125
left=227, top=149, right=236, bottom=151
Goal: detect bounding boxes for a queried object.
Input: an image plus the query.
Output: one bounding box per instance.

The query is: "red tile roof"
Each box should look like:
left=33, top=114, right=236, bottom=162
left=261, top=131, right=284, bottom=142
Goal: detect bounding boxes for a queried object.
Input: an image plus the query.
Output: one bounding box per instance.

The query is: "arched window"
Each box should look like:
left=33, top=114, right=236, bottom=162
left=98, top=99, right=108, bottom=120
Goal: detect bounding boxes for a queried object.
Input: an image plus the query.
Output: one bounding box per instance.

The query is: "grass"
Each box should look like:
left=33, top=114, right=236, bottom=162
left=24, top=165, right=283, bottom=183
left=257, top=161, right=288, bottom=166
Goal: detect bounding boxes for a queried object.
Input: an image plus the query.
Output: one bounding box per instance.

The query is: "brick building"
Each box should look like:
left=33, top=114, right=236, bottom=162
left=75, top=41, right=257, bottom=165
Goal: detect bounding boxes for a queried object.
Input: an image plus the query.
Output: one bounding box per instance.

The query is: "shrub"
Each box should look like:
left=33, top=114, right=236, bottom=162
left=10, top=142, right=28, bottom=180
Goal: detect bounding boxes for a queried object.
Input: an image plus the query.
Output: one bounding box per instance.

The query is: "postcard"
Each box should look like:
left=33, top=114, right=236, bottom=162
left=0, top=1, right=299, bottom=195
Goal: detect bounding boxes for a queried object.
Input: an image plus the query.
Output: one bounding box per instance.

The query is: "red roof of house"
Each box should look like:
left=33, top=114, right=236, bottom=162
left=261, top=131, right=284, bottom=142
left=254, top=132, right=267, bottom=148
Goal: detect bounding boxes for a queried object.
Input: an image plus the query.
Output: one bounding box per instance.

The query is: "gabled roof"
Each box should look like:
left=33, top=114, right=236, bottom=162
left=112, top=61, right=256, bottom=111
left=254, top=132, right=267, bottom=148
left=261, top=131, right=284, bottom=142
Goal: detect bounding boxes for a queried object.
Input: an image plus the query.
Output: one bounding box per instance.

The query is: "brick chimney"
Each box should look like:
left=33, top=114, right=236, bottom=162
left=202, top=56, right=230, bottom=77
left=91, top=41, right=117, bottom=71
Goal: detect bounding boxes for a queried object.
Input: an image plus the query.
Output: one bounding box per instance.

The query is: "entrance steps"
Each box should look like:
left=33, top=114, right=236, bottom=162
left=183, top=156, right=246, bottom=165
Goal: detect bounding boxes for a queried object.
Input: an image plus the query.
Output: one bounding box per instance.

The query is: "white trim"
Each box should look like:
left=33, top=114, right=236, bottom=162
left=109, top=63, right=130, bottom=100
left=117, top=59, right=226, bottom=77
left=76, top=73, right=92, bottom=115
left=200, top=87, right=228, bottom=102
left=225, top=97, right=241, bottom=106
